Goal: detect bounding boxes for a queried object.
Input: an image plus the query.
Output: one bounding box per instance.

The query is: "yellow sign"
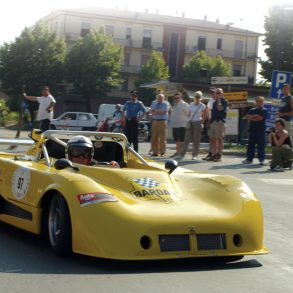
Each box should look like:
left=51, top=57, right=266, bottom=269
left=223, top=92, right=248, bottom=101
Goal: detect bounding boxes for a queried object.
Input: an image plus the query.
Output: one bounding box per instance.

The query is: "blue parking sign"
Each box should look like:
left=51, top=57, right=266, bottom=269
left=270, top=70, right=292, bottom=99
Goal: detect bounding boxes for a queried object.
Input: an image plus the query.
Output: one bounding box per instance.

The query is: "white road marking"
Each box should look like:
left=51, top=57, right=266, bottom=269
left=259, top=179, right=293, bottom=185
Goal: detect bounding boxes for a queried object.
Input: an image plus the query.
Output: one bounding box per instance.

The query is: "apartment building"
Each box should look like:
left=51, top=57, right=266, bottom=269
left=41, top=7, right=261, bottom=98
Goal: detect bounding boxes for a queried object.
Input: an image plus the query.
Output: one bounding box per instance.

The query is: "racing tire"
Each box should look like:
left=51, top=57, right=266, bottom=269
left=48, top=193, right=72, bottom=256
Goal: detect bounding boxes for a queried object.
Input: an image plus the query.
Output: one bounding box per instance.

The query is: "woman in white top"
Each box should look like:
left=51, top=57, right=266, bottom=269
left=175, top=91, right=207, bottom=160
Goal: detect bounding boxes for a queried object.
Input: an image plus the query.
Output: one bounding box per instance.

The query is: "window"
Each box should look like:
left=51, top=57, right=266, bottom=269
left=81, top=22, right=91, bottom=37
left=78, top=114, right=90, bottom=121
left=142, top=29, right=152, bottom=48
left=198, top=37, right=206, bottom=51
left=126, top=27, right=132, bottom=39
left=121, top=78, right=129, bottom=92
left=234, top=40, right=244, bottom=58
left=233, top=64, right=242, bottom=76
left=105, top=25, right=114, bottom=37
left=124, top=52, right=130, bottom=66
left=141, top=54, right=150, bottom=65
left=217, top=38, right=222, bottom=50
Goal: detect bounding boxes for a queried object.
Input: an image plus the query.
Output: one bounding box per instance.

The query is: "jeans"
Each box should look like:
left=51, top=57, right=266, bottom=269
left=246, top=131, right=265, bottom=162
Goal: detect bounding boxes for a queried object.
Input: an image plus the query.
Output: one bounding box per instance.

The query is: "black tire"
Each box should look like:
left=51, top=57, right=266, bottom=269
left=50, top=124, right=56, bottom=130
left=48, top=193, right=72, bottom=256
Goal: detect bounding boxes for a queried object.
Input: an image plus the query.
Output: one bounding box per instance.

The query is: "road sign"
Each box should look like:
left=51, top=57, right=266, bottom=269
left=270, top=70, right=292, bottom=100
left=223, top=92, right=248, bottom=101
left=211, top=76, right=248, bottom=85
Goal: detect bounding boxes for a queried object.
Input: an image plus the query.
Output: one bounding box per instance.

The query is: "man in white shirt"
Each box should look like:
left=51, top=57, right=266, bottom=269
left=24, top=86, right=56, bottom=131
left=169, top=92, right=189, bottom=158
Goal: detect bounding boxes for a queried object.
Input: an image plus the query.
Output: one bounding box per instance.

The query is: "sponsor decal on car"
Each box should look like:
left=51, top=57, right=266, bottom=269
left=77, top=193, right=117, bottom=206
left=131, top=177, right=180, bottom=202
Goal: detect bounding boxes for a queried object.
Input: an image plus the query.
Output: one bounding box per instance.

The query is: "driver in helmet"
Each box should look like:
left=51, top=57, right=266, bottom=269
left=66, top=135, right=119, bottom=167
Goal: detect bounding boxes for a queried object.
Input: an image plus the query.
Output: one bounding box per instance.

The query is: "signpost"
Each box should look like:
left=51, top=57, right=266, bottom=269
left=270, top=70, right=292, bottom=103
left=223, top=92, right=248, bottom=101
left=211, top=76, right=248, bottom=85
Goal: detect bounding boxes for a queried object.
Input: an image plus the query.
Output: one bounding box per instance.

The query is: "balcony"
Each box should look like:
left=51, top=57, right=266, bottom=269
left=113, top=38, right=163, bottom=50
left=184, top=46, right=257, bottom=60
left=120, top=65, right=141, bottom=74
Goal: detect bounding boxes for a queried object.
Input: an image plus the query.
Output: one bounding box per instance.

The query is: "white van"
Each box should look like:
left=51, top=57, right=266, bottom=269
left=97, top=104, right=123, bottom=123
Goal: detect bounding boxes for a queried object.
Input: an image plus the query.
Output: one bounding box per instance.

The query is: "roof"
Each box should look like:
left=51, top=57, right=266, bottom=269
left=45, top=7, right=261, bottom=36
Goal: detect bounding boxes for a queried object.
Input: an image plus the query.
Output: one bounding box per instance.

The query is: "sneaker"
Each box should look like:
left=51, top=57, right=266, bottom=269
left=191, top=156, right=198, bottom=160
left=206, top=154, right=216, bottom=161
left=151, top=153, right=158, bottom=157
left=202, top=152, right=212, bottom=160
left=174, top=155, right=183, bottom=160
left=273, top=165, right=284, bottom=171
left=214, top=153, right=222, bottom=162
left=170, top=153, right=178, bottom=158
left=242, top=159, right=252, bottom=164
left=160, top=153, right=165, bottom=157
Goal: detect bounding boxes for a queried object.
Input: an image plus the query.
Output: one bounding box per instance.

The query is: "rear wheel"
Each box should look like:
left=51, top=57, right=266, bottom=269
left=48, top=193, right=72, bottom=255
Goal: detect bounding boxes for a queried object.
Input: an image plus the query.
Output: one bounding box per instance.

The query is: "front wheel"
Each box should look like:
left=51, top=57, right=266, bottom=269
left=138, top=129, right=148, bottom=143
left=48, top=193, right=72, bottom=256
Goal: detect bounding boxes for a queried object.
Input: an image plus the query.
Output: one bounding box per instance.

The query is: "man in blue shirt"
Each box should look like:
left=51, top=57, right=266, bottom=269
left=242, top=96, right=267, bottom=165
left=150, top=93, right=170, bottom=156
left=123, top=90, right=146, bottom=152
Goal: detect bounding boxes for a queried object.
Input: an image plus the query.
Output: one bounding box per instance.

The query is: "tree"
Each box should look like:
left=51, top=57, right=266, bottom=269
left=65, top=29, right=123, bottom=103
left=134, top=51, right=169, bottom=104
left=0, top=23, right=65, bottom=97
left=260, top=4, right=293, bottom=81
left=180, top=51, right=230, bottom=82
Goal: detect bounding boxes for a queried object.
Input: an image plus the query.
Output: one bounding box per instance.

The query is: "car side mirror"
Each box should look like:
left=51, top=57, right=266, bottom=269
left=54, top=158, right=79, bottom=171
left=165, top=160, right=178, bottom=174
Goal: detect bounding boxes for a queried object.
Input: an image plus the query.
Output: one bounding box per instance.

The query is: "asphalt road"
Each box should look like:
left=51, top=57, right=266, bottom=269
left=1, top=129, right=293, bottom=292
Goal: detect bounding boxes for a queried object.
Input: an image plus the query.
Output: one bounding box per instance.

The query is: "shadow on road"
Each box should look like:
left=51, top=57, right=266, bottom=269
left=0, top=223, right=263, bottom=275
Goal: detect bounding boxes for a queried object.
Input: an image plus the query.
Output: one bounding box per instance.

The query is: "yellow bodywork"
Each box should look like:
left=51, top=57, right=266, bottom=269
left=0, top=131, right=268, bottom=260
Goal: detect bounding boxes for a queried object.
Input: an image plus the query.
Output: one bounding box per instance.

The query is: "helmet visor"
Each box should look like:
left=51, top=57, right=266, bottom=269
left=68, top=146, right=93, bottom=159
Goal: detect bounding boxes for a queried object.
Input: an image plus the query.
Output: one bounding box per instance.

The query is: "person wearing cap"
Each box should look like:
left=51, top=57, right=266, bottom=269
left=206, top=88, right=228, bottom=162
left=111, top=104, right=124, bottom=132
left=66, top=135, right=119, bottom=167
left=277, top=83, right=293, bottom=137
left=175, top=91, right=206, bottom=160
left=23, top=86, right=56, bottom=132
left=123, top=90, right=146, bottom=152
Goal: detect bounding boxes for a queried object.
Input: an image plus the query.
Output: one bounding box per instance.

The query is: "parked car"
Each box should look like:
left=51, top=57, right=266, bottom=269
left=50, top=112, right=98, bottom=131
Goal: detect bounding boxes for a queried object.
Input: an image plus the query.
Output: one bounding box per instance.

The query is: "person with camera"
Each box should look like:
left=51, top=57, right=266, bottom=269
left=242, top=96, right=267, bottom=165
left=268, top=118, right=293, bottom=171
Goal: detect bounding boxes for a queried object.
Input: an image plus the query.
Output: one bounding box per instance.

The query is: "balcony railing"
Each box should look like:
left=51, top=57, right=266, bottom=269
left=120, top=65, right=141, bottom=74
left=184, top=46, right=257, bottom=60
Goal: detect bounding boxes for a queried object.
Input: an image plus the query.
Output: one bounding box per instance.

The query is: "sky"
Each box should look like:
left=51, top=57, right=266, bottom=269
left=0, top=0, right=281, bottom=45
left=0, top=0, right=289, bottom=78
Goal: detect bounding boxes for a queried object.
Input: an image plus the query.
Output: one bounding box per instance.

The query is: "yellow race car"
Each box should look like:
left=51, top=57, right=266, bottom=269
left=0, top=129, right=268, bottom=261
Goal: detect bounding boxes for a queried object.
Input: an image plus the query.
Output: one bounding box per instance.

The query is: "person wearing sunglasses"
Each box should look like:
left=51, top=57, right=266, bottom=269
left=66, top=135, right=119, bottom=167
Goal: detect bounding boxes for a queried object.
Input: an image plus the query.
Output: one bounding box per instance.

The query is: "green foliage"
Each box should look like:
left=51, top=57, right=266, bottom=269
left=0, top=98, right=18, bottom=126
left=260, top=5, right=293, bottom=81
left=0, top=23, right=65, bottom=98
left=134, top=51, right=170, bottom=104
left=180, top=51, right=230, bottom=82
left=65, top=29, right=123, bottom=98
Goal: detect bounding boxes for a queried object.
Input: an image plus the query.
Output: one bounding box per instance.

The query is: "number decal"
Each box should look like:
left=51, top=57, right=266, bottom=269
left=12, top=167, right=31, bottom=199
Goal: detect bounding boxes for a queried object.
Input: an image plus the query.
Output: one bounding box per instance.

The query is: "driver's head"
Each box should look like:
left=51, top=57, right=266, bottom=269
left=66, top=135, right=93, bottom=165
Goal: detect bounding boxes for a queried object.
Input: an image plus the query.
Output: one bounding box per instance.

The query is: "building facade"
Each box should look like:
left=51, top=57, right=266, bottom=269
left=41, top=8, right=261, bottom=98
